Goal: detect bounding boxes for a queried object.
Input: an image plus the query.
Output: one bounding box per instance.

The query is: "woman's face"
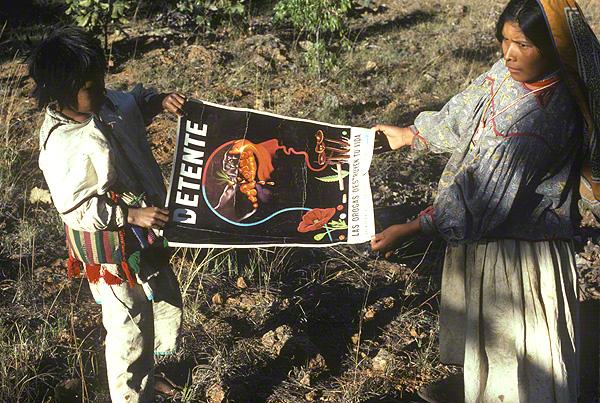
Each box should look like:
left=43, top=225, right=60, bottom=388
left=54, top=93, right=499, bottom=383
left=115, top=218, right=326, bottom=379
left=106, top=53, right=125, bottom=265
left=501, top=21, right=551, bottom=82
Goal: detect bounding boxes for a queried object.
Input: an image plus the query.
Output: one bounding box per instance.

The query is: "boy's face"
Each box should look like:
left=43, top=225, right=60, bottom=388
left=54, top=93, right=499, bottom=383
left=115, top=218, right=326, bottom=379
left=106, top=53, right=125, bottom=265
left=75, top=78, right=106, bottom=115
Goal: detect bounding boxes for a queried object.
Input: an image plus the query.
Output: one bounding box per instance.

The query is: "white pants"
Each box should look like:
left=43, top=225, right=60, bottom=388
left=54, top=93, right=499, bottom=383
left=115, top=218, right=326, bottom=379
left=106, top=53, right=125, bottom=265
left=89, top=265, right=182, bottom=403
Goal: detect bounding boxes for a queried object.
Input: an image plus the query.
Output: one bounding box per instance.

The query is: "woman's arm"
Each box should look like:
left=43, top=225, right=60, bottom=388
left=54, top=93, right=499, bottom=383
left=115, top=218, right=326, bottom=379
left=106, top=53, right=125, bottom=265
left=372, top=124, right=416, bottom=150
left=411, top=70, right=489, bottom=154
left=372, top=69, right=489, bottom=154
left=370, top=218, right=421, bottom=258
left=421, top=134, right=555, bottom=243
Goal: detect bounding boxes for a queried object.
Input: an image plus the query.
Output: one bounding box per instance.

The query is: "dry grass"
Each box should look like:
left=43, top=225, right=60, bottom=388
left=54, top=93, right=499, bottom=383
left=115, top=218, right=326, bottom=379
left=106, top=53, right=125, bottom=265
left=0, top=0, right=598, bottom=402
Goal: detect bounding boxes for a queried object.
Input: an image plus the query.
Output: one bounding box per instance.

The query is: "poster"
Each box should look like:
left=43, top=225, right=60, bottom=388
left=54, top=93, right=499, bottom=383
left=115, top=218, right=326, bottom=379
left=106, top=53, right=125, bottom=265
left=162, top=100, right=375, bottom=248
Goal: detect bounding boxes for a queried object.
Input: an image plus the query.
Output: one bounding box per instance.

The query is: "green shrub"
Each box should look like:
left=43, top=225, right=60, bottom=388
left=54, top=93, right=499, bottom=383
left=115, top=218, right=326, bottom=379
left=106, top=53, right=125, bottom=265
left=174, top=0, right=246, bottom=31
left=274, top=0, right=352, bottom=77
left=274, top=0, right=352, bottom=39
left=302, top=39, right=335, bottom=77
left=65, top=0, right=133, bottom=51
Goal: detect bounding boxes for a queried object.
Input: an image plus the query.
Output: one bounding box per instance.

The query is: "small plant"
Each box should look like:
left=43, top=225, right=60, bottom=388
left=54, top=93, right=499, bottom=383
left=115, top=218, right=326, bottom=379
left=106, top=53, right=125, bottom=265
left=302, top=38, right=335, bottom=77
left=174, top=0, right=246, bottom=32
left=274, top=0, right=352, bottom=76
left=65, top=0, right=133, bottom=52
left=274, top=0, right=351, bottom=37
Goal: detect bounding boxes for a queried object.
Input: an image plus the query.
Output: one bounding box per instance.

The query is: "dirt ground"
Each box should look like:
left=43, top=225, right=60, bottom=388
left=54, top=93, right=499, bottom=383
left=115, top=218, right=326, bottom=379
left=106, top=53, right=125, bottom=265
left=0, top=0, right=599, bottom=402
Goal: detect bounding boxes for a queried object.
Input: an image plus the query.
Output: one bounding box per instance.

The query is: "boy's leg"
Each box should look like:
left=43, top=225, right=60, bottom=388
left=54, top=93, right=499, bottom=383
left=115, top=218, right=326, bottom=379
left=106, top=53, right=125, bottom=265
left=96, top=276, right=155, bottom=403
left=151, top=264, right=183, bottom=356
left=153, top=300, right=182, bottom=355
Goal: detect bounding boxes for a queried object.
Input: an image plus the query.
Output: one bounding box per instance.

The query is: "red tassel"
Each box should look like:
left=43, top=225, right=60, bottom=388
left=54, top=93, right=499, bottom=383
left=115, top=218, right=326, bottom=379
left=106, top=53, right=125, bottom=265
left=120, top=261, right=136, bottom=288
left=66, top=256, right=82, bottom=278
left=115, top=216, right=136, bottom=288
left=103, top=270, right=123, bottom=285
left=85, top=264, right=102, bottom=284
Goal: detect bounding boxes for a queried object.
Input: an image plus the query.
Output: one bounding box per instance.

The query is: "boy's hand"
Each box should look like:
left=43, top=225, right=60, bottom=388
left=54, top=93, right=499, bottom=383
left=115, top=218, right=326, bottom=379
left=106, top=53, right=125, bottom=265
left=162, top=93, right=187, bottom=117
left=127, top=207, right=170, bottom=229
left=370, top=219, right=421, bottom=259
left=372, top=124, right=415, bottom=150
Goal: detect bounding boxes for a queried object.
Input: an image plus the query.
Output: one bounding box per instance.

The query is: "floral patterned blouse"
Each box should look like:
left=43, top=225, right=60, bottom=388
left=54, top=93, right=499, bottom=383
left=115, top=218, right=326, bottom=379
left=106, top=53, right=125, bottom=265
left=413, top=59, right=584, bottom=244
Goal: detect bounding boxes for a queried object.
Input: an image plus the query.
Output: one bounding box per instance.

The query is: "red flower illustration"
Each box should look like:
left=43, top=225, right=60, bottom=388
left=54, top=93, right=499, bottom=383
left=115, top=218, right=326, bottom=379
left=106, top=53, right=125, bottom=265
left=297, top=208, right=336, bottom=233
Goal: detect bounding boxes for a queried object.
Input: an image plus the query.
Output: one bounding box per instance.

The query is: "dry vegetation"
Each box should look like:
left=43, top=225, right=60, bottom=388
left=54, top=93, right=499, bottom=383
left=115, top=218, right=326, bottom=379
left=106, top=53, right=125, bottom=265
left=0, top=1, right=599, bottom=402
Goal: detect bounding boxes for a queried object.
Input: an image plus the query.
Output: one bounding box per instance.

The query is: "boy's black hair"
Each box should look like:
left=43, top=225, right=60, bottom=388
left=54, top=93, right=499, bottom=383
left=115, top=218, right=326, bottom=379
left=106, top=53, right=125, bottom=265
left=28, top=26, right=106, bottom=109
left=496, top=0, right=560, bottom=69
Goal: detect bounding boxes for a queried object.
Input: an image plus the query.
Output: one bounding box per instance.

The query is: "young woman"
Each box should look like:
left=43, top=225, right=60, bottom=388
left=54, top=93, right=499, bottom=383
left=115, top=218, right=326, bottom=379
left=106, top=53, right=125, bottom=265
left=371, top=0, right=600, bottom=401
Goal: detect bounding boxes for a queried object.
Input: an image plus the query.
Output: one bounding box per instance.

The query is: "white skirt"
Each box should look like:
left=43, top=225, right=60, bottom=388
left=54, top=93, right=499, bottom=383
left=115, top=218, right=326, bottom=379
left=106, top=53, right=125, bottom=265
left=439, top=239, right=579, bottom=403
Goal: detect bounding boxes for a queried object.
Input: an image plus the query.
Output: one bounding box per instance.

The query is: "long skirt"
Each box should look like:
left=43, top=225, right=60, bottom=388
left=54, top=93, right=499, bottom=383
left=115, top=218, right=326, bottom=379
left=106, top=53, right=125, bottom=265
left=439, top=239, right=579, bottom=403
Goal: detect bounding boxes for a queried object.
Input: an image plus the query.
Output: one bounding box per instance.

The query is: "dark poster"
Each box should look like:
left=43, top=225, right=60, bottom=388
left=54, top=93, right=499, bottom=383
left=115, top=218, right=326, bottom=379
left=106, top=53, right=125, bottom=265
left=163, top=100, right=375, bottom=248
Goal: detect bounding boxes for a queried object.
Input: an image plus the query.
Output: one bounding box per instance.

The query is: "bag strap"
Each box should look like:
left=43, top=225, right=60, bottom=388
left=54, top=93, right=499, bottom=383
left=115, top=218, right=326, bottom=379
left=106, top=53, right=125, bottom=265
left=42, top=122, right=64, bottom=150
left=59, top=193, right=110, bottom=215
left=96, top=118, right=148, bottom=200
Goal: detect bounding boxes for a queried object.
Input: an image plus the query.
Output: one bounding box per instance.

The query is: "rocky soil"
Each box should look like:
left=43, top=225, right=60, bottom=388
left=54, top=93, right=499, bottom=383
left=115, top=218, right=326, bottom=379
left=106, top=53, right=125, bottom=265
left=0, top=1, right=598, bottom=401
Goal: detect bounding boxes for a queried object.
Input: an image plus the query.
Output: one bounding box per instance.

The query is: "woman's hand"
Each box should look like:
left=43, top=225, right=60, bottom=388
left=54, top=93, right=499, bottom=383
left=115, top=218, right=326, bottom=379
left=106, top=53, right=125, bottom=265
left=372, top=124, right=415, bottom=150
left=162, top=93, right=187, bottom=117
left=370, top=218, right=421, bottom=258
left=127, top=207, right=170, bottom=229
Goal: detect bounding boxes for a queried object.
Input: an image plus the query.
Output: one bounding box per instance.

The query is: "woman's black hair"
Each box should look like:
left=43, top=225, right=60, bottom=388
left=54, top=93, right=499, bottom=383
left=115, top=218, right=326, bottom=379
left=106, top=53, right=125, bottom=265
left=496, top=0, right=560, bottom=69
left=28, top=26, right=106, bottom=109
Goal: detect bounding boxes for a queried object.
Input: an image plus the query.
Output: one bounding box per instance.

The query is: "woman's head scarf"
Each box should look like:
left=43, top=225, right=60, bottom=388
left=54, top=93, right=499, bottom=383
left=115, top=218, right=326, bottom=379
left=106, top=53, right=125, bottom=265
left=537, top=0, right=600, bottom=203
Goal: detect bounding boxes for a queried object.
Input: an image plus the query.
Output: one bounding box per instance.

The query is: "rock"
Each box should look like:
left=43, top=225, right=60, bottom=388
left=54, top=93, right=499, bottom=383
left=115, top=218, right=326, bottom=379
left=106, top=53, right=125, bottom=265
left=211, top=292, right=224, bottom=305
left=236, top=276, right=248, bottom=289
left=261, top=324, right=293, bottom=355
left=57, top=328, right=74, bottom=344
left=364, top=307, right=377, bottom=321
left=308, top=353, right=327, bottom=372
left=261, top=326, right=324, bottom=366
left=206, top=383, right=226, bottom=403
left=320, top=391, right=336, bottom=401
left=372, top=348, right=393, bottom=373
left=365, top=60, right=378, bottom=72
left=299, top=372, right=311, bottom=386
left=305, top=390, right=320, bottom=401
left=187, top=44, right=217, bottom=65
left=226, top=293, right=265, bottom=311
left=299, top=40, right=313, bottom=51
left=382, top=296, right=395, bottom=309
left=363, top=296, right=396, bottom=321
left=243, top=34, right=288, bottom=69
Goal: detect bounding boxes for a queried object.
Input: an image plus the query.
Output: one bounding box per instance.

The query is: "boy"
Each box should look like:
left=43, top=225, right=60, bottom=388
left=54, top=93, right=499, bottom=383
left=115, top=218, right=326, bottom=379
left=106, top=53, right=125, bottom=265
left=29, top=26, right=186, bottom=402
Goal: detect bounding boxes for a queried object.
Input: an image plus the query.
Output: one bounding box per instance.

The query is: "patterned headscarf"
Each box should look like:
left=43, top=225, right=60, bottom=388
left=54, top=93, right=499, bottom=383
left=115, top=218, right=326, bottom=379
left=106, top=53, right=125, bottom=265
left=537, top=0, right=600, bottom=200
